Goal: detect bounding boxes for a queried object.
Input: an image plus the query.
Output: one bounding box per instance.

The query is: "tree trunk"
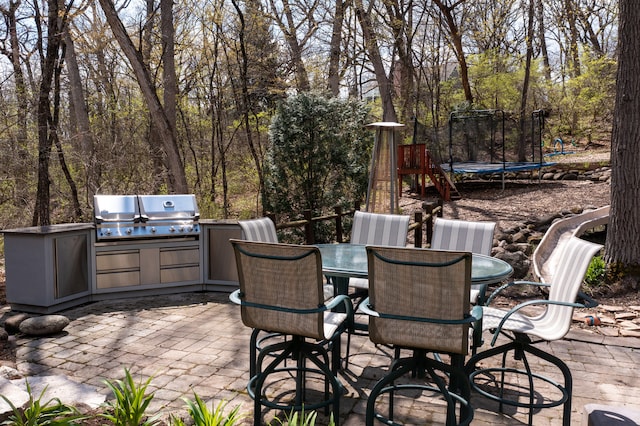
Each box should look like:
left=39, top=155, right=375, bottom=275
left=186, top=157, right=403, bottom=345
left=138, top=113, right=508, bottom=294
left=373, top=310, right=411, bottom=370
left=161, top=0, right=177, bottom=134
left=536, top=0, right=552, bottom=81
left=34, top=0, right=67, bottom=226
left=144, top=0, right=166, bottom=193
left=327, top=0, right=344, bottom=96
left=353, top=0, right=398, bottom=122
left=564, top=0, right=581, bottom=133
left=518, top=0, right=535, bottom=162
left=432, top=0, right=473, bottom=105
left=64, top=31, right=93, bottom=158
left=231, top=0, right=265, bottom=213
left=267, top=0, right=311, bottom=92
left=605, top=0, right=640, bottom=271
left=383, top=0, right=414, bottom=124
left=98, top=0, right=188, bottom=193
left=1, top=0, right=30, bottom=207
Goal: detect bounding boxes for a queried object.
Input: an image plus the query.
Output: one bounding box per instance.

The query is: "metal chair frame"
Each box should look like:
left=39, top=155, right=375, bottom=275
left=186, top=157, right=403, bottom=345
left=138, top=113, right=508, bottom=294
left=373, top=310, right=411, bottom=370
left=230, top=240, right=353, bottom=425
left=464, top=236, right=603, bottom=426
left=361, top=246, right=481, bottom=426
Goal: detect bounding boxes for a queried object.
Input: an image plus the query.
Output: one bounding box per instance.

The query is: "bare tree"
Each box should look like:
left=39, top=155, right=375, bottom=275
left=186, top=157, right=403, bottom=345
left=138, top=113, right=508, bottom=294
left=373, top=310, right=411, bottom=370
left=267, top=0, right=316, bottom=91
left=33, top=0, right=71, bottom=226
left=353, top=0, right=398, bottom=121
left=327, top=0, right=345, bottom=96
left=605, top=0, right=640, bottom=279
left=231, top=0, right=265, bottom=213
left=97, top=0, right=188, bottom=193
left=536, top=0, right=552, bottom=81
left=161, top=0, right=177, bottom=137
left=0, top=0, right=31, bottom=208
left=517, top=0, right=535, bottom=162
left=432, top=0, right=473, bottom=105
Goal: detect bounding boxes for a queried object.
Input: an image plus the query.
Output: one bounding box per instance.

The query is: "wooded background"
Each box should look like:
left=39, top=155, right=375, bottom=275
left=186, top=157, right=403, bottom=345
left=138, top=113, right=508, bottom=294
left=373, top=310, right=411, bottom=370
left=0, top=0, right=618, bottom=229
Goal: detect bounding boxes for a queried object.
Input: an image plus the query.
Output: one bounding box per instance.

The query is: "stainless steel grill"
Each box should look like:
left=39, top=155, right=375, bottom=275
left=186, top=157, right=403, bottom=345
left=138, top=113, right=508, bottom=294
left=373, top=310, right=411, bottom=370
left=94, top=194, right=200, bottom=241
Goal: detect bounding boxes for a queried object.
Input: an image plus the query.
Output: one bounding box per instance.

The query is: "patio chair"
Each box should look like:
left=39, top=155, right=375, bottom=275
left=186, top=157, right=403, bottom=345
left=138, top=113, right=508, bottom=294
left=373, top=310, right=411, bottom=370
left=238, top=217, right=284, bottom=373
left=464, top=236, right=603, bottom=426
left=230, top=239, right=353, bottom=426
left=360, top=245, right=481, bottom=426
left=238, top=217, right=278, bottom=243
left=348, top=211, right=410, bottom=293
left=431, top=217, right=497, bottom=304
left=240, top=217, right=335, bottom=300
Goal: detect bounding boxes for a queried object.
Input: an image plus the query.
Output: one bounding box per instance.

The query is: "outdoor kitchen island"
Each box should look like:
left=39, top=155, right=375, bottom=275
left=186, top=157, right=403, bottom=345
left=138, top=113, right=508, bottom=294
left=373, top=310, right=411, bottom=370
left=1, top=195, right=243, bottom=313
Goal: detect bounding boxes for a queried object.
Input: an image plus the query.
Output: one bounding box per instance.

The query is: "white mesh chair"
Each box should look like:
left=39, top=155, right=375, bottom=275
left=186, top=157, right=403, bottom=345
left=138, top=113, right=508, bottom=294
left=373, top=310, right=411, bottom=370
left=230, top=240, right=353, bottom=425
left=360, top=246, right=480, bottom=425
left=239, top=217, right=278, bottom=243
left=431, top=217, right=497, bottom=304
left=348, top=211, right=410, bottom=292
left=465, top=236, right=603, bottom=426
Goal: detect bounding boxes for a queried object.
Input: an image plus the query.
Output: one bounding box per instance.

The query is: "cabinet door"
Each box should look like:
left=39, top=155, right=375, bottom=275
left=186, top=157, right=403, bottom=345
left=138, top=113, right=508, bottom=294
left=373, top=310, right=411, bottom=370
left=54, top=234, right=89, bottom=298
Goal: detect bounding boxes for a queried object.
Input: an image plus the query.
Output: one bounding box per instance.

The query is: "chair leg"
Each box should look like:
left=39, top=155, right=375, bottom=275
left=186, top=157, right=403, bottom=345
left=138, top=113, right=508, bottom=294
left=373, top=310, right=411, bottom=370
left=249, top=336, right=343, bottom=425
left=465, top=340, right=572, bottom=426
left=366, top=354, right=473, bottom=426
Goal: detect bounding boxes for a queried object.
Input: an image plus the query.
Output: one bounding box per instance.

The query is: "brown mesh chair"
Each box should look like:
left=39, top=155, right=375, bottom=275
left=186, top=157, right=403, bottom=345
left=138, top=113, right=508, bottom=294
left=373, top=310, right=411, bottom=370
left=360, top=246, right=481, bottom=426
left=230, top=239, right=353, bottom=426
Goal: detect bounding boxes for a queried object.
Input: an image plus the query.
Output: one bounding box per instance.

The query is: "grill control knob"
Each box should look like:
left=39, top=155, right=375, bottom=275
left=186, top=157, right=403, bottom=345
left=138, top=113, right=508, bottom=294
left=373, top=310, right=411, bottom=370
left=178, top=226, right=184, bottom=232
left=186, top=225, right=193, bottom=232
left=151, top=227, right=156, bottom=233
left=169, top=226, right=175, bottom=232
left=126, top=228, right=132, bottom=235
left=105, top=229, right=112, bottom=236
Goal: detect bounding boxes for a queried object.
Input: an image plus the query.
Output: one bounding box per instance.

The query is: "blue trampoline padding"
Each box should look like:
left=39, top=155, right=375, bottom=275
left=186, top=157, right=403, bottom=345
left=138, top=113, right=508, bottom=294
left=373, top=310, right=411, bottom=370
left=440, top=161, right=557, bottom=175
left=544, top=151, right=575, bottom=157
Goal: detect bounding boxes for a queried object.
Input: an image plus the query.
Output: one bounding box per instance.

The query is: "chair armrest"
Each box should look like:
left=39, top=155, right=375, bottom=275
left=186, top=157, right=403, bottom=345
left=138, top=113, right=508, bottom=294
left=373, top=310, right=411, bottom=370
left=485, top=280, right=551, bottom=306
left=359, top=297, right=481, bottom=326
left=229, top=289, right=242, bottom=305
left=357, top=297, right=378, bottom=317
left=471, top=305, right=483, bottom=322
left=231, top=289, right=354, bottom=319
left=470, top=305, right=484, bottom=353
left=325, top=294, right=354, bottom=319
left=578, top=290, right=599, bottom=309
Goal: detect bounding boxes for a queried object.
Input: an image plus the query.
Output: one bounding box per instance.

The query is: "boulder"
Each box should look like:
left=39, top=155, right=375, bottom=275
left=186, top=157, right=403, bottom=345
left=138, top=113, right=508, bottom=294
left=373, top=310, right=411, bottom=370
left=495, top=250, right=530, bottom=279
left=18, top=315, right=70, bottom=336
left=4, top=313, right=31, bottom=335
left=0, top=366, right=21, bottom=380
left=0, top=378, right=29, bottom=417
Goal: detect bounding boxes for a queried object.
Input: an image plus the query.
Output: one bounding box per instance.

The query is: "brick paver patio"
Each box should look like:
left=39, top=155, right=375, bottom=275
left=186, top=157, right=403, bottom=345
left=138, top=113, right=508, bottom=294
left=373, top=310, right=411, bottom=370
left=6, top=291, right=640, bottom=425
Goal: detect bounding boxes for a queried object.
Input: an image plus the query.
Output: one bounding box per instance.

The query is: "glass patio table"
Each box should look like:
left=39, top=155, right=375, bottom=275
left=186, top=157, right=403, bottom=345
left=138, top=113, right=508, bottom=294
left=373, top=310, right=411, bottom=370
left=316, top=243, right=513, bottom=297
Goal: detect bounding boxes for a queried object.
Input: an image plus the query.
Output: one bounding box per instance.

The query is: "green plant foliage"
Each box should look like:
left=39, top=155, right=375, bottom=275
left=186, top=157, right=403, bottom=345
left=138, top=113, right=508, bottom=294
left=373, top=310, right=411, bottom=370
left=264, top=91, right=372, bottom=242
left=467, top=50, right=525, bottom=111
left=271, top=409, right=335, bottom=426
left=172, top=394, right=244, bottom=426
left=0, top=380, right=85, bottom=425
left=101, top=368, right=161, bottom=426
left=585, top=255, right=607, bottom=288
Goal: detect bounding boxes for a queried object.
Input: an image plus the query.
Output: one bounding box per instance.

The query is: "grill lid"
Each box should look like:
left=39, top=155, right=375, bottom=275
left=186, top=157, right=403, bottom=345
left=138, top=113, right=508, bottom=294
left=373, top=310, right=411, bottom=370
left=138, top=194, right=200, bottom=222
left=93, top=195, right=140, bottom=224
left=93, top=194, right=200, bottom=240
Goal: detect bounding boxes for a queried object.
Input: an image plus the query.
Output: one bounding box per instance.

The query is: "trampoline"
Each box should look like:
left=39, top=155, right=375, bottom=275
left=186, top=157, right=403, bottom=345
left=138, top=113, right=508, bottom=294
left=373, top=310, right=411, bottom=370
left=445, top=109, right=555, bottom=181
left=400, top=110, right=556, bottom=198
left=440, top=161, right=554, bottom=175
